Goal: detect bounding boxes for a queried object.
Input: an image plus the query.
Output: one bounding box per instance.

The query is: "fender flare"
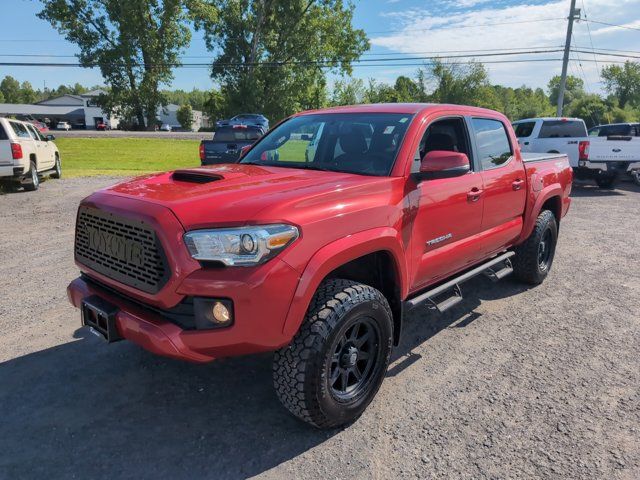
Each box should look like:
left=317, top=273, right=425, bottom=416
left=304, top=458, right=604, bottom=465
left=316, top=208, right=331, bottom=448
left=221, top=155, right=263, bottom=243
left=281, top=227, right=408, bottom=338
left=519, top=184, right=563, bottom=242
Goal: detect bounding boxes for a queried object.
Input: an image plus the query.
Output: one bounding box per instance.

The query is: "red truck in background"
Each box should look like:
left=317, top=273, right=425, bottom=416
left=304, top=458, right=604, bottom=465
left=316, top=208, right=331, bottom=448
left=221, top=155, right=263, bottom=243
left=67, top=103, right=572, bottom=428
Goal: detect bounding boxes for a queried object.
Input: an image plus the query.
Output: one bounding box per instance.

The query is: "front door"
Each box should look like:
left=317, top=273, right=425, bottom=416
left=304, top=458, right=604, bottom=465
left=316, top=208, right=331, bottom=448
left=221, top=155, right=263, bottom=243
left=408, top=117, right=485, bottom=293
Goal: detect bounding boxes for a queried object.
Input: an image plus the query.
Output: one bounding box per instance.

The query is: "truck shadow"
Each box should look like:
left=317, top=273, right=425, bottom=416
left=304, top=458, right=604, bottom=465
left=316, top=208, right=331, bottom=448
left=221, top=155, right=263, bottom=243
left=388, top=275, right=532, bottom=376
left=0, top=332, right=336, bottom=479
left=0, top=276, right=531, bottom=479
left=570, top=183, right=624, bottom=197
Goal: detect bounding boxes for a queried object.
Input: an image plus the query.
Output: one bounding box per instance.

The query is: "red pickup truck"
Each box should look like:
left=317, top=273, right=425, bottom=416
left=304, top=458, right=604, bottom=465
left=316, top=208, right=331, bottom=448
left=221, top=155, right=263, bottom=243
left=68, top=104, right=572, bottom=428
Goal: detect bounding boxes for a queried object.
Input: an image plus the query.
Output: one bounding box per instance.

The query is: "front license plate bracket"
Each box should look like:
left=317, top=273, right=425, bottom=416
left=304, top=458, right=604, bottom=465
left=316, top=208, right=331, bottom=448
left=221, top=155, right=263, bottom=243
left=81, top=295, right=122, bottom=343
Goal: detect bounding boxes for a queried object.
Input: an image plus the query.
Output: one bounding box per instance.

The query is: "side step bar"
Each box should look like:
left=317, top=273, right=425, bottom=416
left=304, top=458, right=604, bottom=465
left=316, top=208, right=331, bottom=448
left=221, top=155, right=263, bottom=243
left=406, top=251, right=515, bottom=313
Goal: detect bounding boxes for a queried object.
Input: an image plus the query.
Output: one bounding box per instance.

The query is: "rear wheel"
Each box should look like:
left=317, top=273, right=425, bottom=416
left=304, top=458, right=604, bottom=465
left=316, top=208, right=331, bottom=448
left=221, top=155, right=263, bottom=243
left=51, top=154, right=62, bottom=179
left=513, top=210, right=558, bottom=285
left=24, top=161, right=39, bottom=191
left=273, top=279, right=393, bottom=428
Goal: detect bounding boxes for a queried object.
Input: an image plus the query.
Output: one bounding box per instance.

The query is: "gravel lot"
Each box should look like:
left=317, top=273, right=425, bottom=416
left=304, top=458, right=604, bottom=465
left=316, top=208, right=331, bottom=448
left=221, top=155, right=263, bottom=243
left=0, top=177, right=638, bottom=479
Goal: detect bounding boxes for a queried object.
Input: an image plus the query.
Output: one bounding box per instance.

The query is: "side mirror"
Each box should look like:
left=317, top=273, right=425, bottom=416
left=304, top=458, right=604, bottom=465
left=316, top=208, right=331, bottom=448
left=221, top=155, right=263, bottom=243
left=416, top=150, right=470, bottom=180
left=239, top=145, right=252, bottom=159
left=46, top=134, right=56, bottom=141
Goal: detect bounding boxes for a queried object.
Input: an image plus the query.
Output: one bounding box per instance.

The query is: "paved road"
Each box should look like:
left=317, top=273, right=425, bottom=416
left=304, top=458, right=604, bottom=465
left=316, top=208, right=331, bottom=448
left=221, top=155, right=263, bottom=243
left=52, top=129, right=212, bottom=140
left=0, top=177, right=638, bottom=479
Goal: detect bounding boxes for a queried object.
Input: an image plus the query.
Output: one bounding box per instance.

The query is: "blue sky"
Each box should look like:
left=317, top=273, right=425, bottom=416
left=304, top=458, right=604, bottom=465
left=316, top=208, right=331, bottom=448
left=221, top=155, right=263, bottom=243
left=1, top=0, right=639, bottom=94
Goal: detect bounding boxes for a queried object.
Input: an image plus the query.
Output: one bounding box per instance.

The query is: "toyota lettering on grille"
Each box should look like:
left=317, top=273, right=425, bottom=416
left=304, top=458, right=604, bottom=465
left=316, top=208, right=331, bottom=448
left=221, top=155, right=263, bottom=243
left=85, top=225, right=144, bottom=267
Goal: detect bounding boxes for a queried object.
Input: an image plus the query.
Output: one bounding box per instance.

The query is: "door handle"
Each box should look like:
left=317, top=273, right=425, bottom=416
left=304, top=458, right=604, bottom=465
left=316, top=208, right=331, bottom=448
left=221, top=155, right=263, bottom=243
left=467, top=188, right=482, bottom=202
left=512, top=179, right=524, bottom=191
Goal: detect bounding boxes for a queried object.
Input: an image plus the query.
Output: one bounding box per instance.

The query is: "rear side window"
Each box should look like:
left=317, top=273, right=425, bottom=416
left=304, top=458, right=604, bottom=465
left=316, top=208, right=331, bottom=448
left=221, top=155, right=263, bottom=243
left=513, top=122, right=536, bottom=138
left=539, top=120, right=587, bottom=138
left=214, top=127, right=263, bottom=142
left=0, top=123, right=7, bottom=140
left=472, top=118, right=513, bottom=170
left=597, top=124, right=632, bottom=137
left=10, top=122, right=33, bottom=139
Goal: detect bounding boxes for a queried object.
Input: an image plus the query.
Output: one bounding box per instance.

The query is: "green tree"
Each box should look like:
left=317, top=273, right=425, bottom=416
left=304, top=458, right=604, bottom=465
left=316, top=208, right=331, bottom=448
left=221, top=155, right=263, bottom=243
left=547, top=75, right=584, bottom=109
left=176, top=103, right=194, bottom=130
left=197, top=0, right=368, bottom=122
left=0, top=90, right=4, bottom=103
left=601, top=61, right=640, bottom=108
left=566, top=94, right=608, bottom=128
left=0, top=76, right=22, bottom=103
left=424, top=60, right=499, bottom=109
left=331, top=77, right=366, bottom=105
left=20, top=81, right=38, bottom=103
left=38, top=0, right=208, bottom=129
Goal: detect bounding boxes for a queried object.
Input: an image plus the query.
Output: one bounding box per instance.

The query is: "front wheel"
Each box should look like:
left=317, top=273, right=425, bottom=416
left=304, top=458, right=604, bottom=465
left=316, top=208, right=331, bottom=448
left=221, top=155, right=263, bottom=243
left=273, top=279, right=393, bottom=428
left=513, top=210, right=558, bottom=285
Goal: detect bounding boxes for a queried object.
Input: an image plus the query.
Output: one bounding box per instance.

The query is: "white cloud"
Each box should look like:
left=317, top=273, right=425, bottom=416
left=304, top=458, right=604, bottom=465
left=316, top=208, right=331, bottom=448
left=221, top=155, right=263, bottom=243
left=368, top=0, right=640, bottom=92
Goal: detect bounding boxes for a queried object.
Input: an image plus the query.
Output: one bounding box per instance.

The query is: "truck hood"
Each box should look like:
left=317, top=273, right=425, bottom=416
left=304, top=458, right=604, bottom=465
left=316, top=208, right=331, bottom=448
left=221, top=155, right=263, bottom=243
left=102, top=164, right=393, bottom=230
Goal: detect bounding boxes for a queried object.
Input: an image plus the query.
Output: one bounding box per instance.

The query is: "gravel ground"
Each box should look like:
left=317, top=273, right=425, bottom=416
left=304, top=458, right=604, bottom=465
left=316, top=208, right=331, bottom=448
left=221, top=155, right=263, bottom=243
left=0, top=177, right=638, bottom=479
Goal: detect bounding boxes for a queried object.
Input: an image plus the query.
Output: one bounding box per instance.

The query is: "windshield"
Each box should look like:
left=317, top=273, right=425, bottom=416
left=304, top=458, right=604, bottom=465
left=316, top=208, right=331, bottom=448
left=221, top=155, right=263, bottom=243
left=240, top=113, right=413, bottom=176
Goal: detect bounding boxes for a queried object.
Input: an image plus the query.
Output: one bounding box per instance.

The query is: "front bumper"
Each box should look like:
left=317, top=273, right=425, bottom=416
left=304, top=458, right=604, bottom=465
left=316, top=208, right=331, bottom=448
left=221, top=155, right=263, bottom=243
left=68, top=257, right=301, bottom=363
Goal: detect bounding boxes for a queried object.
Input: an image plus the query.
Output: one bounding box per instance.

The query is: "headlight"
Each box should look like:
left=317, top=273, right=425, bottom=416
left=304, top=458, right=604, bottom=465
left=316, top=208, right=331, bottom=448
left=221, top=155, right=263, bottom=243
left=184, top=224, right=299, bottom=266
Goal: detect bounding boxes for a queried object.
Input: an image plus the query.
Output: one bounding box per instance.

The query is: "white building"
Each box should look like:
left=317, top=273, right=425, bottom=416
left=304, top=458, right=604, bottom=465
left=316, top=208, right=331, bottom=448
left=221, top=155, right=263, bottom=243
left=157, top=104, right=207, bottom=132
left=0, top=89, right=118, bottom=129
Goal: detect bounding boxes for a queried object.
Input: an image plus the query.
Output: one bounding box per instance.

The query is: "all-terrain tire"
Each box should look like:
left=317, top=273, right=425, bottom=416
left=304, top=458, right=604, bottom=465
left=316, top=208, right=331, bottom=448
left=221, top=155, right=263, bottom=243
left=273, top=279, right=393, bottom=429
left=24, top=161, right=39, bottom=191
left=513, top=209, right=557, bottom=285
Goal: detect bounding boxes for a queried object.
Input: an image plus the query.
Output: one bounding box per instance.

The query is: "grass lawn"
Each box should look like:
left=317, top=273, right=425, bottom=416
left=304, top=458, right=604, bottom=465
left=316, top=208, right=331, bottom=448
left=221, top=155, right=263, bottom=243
left=56, top=138, right=201, bottom=177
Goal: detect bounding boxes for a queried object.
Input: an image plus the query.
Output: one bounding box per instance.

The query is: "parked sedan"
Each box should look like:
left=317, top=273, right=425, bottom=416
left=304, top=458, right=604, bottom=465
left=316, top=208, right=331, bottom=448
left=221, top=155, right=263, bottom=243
left=56, top=121, right=71, bottom=131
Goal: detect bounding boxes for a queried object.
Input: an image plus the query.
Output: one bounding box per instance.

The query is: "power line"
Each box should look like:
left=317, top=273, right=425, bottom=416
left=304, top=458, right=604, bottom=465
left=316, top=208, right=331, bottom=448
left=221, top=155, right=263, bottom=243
left=580, top=0, right=602, bottom=85
left=585, top=19, right=640, bottom=32
left=366, top=17, right=565, bottom=35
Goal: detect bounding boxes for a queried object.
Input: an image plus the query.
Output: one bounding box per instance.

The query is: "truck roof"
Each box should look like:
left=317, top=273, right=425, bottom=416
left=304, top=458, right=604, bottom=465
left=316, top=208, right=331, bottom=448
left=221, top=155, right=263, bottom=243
left=514, top=117, right=584, bottom=123
left=294, top=103, right=507, bottom=117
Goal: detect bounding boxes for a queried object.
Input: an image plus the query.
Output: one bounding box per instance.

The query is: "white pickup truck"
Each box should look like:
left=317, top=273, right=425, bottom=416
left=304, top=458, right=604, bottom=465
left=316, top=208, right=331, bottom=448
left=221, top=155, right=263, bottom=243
left=581, top=123, right=640, bottom=188
left=0, top=117, right=62, bottom=191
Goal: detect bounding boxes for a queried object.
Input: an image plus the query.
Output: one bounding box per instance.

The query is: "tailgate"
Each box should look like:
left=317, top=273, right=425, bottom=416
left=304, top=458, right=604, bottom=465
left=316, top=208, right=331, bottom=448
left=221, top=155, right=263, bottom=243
left=588, top=139, right=640, bottom=162
left=0, top=142, right=12, bottom=166
left=202, top=141, right=250, bottom=164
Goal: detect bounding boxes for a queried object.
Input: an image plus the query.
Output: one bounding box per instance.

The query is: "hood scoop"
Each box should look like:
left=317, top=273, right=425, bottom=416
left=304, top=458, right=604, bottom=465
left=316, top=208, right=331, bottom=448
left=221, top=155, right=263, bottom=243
left=172, top=169, right=224, bottom=184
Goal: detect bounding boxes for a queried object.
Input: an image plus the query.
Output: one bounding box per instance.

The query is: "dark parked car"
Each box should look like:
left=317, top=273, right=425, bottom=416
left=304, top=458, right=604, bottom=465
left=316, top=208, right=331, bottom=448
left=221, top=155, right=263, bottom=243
left=199, top=124, right=265, bottom=165
left=216, top=114, right=269, bottom=130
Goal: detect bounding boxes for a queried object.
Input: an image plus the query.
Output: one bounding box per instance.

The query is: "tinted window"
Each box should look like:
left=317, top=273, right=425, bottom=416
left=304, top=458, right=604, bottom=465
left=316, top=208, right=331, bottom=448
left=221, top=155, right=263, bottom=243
left=241, top=113, right=413, bottom=176
left=539, top=120, right=587, bottom=138
left=472, top=118, right=512, bottom=169
left=10, top=122, right=32, bottom=139
left=214, top=127, right=263, bottom=142
left=513, top=122, right=536, bottom=138
left=28, top=125, right=45, bottom=141
left=0, top=123, right=7, bottom=140
left=597, top=124, right=632, bottom=137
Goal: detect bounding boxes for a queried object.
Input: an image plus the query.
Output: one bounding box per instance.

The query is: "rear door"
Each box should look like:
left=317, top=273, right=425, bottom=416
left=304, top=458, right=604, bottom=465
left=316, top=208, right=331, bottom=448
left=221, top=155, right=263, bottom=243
left=513, top=121, right=537, bottom=153
left=471, top=117, right=527, bottom=256
left=27, top=124, right=54, bottom=169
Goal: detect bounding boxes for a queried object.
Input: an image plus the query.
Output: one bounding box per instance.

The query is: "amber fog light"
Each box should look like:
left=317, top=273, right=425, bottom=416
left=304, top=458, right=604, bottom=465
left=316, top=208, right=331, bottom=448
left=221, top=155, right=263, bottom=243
left=194, top=298, right=234, bottom=329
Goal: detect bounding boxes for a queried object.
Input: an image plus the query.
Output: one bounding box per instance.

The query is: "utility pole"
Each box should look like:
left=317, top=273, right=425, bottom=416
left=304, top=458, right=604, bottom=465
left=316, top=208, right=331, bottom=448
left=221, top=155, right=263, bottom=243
left=557, top=0, right=581, bottom=116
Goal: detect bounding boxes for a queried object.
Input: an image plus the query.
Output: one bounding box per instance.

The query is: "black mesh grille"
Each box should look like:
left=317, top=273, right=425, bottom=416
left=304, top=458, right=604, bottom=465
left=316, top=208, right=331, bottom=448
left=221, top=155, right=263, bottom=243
left=75, top=206, right=169, bottom=293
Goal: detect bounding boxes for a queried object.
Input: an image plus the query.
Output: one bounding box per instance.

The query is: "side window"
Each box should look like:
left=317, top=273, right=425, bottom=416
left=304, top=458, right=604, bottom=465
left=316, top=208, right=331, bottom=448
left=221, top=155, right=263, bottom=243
left=0, top=123, right=7, bottom=140
left=28, top=125, right=44, bottom=141
left=513, top=122, right=536, bottom=138
left=472, top=118, right=513, bottom=170
left=412, top=117, right=472, bottom=173
left=10, top=122, right=32, bottom=139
